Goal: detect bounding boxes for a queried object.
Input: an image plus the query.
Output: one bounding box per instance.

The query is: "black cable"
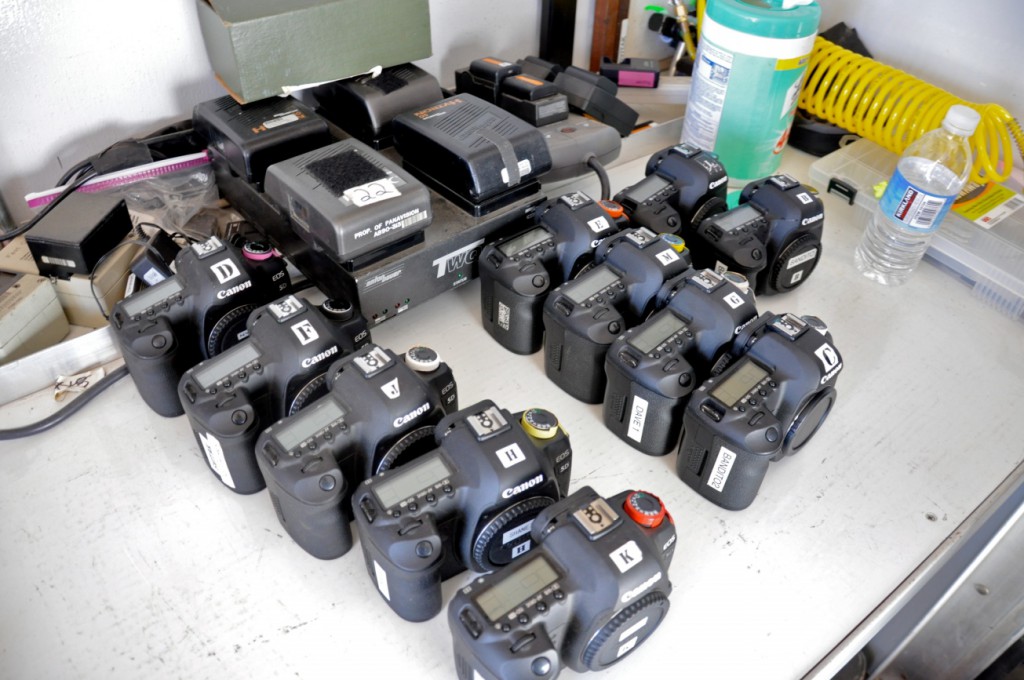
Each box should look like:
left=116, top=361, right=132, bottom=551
left=89, top=232, right=180, bottom=322
left=56, top=159, right=96, bottom=187
left=0, top=170, right=98, bottom=243
left=586, top=154, right=611, bottom=201
left=0, top=364, right=129, bottom=440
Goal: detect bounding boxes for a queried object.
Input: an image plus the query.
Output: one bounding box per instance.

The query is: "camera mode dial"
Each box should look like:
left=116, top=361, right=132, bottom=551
left=520, top=408, right=559, bottom=440
left=623, top=490, right=667, bottom=528
left=405, top=346, right=440, bottom=372
left=320, top=298, right=354, bottom=321
left=660, top=233, right=686, bottom=253
left=241, top=241, right=275, bottom=261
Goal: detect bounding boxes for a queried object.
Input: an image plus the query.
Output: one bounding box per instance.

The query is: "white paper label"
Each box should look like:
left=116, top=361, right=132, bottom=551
left=655, top=250, right=680, bottom=266
left=609, top=540, right=643, bottom=573
left=617, top=636, right=639, bottom=659
left=787, top=248, right=818, bottom=269
left=619, top=617, right=649, bottom=642
left=500, top=159, right=533, bottom=184
left=343, top=178, right=400, bottom=207
left=503, top=521, right=532, bottom=545
left=626, top=396, right=649, bottom=443
left=263, top=112, right=300, bottom=129
left=495, top=443, right=526, bottom=468
left=497, top=301, right=511, bottom=331
left=197, top=432, right=234, bottom=489
left=707, top=446, right=737, bottom=493
left=723, top=292, right=745, bottom=309
left=373, top=560, right=391, bottom=601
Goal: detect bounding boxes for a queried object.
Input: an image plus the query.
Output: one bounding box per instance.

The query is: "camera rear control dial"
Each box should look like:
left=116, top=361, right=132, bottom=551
left=623, top=490, right=666, bottom=528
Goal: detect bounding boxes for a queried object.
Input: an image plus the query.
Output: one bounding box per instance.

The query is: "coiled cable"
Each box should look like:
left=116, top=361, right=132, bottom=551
left=800, top=37, right=1023, bottom=185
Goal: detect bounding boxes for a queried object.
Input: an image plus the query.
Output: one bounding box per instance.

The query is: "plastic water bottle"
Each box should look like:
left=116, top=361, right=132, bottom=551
left=854, top=105, right=980, bottom=286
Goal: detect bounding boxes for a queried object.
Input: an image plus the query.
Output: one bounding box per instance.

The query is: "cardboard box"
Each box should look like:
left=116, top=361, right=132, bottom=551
left=195, top=0, right=433, bottom=104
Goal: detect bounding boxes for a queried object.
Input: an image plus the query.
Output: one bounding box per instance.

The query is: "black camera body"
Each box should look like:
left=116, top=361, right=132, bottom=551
left=255, top=344, right=458, bottom=559
left=603, top=269, right=759, bottom=456
left=448, top=486, right=676, bottom=680
left=178, top=294, right=370, bottom=495
left=677, top=312, right=843, bottom=510
left=686, top=174, right=825, bottom=295
left=112, top=236, right=291, bottom=418
left=353, top=400, right=573, bottom=622
left=542, top=228, right=692, bottom=404
left=479, top=191, right=625, bottom=355
left=614, top=143, right=728, bottom=235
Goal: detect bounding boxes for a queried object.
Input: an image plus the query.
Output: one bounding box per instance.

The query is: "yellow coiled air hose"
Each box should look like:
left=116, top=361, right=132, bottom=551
left=800, top=37, right=1024, bottom=185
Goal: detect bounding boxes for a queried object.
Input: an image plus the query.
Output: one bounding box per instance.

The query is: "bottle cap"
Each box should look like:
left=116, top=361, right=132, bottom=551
left=942, top=105, right=981, bottom=136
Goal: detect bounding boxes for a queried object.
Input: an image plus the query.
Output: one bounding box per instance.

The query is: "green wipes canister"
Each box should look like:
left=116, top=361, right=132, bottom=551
left=681, top=0, right=820, bottom=184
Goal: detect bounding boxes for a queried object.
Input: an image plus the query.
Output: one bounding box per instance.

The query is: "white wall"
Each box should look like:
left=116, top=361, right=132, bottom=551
left=2, top=0, right=1021, bottom=225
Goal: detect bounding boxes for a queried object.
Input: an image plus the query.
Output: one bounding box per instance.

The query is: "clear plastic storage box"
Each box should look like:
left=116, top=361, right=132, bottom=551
left=810, top=138, right=1024, bottom=322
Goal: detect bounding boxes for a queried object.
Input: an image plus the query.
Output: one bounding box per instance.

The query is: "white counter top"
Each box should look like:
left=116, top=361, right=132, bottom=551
left=2, top=148, right=1022, bottom=680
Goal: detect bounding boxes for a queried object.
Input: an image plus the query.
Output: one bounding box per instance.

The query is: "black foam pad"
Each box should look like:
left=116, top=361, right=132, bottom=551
left=307, top=150, right=387, bottom=196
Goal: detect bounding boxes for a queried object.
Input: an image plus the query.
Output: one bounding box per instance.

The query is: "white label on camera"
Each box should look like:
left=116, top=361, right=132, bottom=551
left=588, top=216, right=612, bottom=233
left=789, top=270, right=804, bottom=285
left=497, top=301, right=511, bottom=331
left=343, top=178, right=400, bottom=207
left=723, top=292, right=745, bottom=309
left=655, top=250, right=679, bottom=266
left=795, top=191, right=814, bottom=205
left=209, top=258, right=241, bottom=285
left=495, top=443, right=526, bottom=468
left=627, top=396, right=649, bottom=443
left=610, top=540, right=643, bottom=573
left=787, top=249, right=817, bottom=269
left=373, top=560, right=391, bottom=601
left=815, top=343, right=840, bottom=371
left=617, top=636, right=639, bottom=658
left=473, top=671, right=486, bottom=680
left=503, top=521, right=533, bottom=545
left=619, top=617, right=649, bottom=642
left=381, top=378, right=401, bottom=400
left=500, top=159, right=533, bottom=184
left=707, top=446, right=737, bottom=493
left=290, top=319, right=319, bottom=346
left=511, top=541, right=532, bottom=559
left=714, top=260, right=728, bottom=275
left=197, top=432, right=234, bottom=489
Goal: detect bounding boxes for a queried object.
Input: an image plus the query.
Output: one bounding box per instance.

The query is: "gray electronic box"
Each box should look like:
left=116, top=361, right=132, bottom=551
left=264, top=139, right=432, bottom=265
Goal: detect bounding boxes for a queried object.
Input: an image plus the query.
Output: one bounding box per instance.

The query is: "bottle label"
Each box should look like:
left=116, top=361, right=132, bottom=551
left=881, top=168, right=954, bottom=232
left=680, top=14, right=815, bottom=181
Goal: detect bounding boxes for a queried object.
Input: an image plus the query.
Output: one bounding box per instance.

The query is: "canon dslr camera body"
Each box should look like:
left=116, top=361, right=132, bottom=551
left=256, top=344, right=458, bottom=559
left=179, top=294, right=369, bottom=494
left=448, top=486, right=676, bottom=680
left=479, top=191, right=624, bottom=355
left=353, top=399, right=572, bottom=622
left=543, top=227, right=692, bottom=403
left=686, top=174, right=825, bottom=295
left=613, top=143, right=727, bottom=234
left=112, top=236, right=290, bottom=417
left=677, top=312, right=843, bottom=510
left=603, top=268, right=759, bottom=456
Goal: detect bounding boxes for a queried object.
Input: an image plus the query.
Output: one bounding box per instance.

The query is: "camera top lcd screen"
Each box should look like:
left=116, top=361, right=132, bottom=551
left=498, top=228, right=551, bottom=257
left=475, top=554, right=560, bottom=622
left=194, top=342, right=261, bottom=390
left=373, top=454, right=451, bottom=509
left=713, top=204, right=761, bottom=232
left=565, top=266, right=619, bottom=304
left=628, top=311, right=687, bottom=354
left=618, top=173, right=669, bottom=204
left=120, top=277, right=184, bottom=317
left=710, top=358, right=768, bottom=407
left=274, top=398, right=347, bottom=451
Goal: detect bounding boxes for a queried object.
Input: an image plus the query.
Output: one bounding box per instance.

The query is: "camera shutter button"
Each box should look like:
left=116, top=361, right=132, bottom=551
left=151, top=335, right=167, bottom=349
left=415, top=540, right=433, bottom=558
